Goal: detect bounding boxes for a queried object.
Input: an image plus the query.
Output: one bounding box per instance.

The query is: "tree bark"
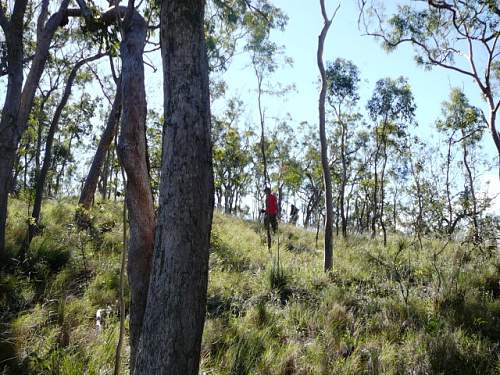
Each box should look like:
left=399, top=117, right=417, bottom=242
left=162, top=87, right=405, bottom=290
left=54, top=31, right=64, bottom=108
left=318, top=0, right=339, bottom=272
left=340, top=119, right=347, bottom=238
left=0, top=0, right=29, bottom=257
left=379, top=137, right=388, bottom=246
left=134, top=1, right=213, bottom=373
left=107, top=8, right=156, bottom=372
left=79, top=79, right=122, bottom=210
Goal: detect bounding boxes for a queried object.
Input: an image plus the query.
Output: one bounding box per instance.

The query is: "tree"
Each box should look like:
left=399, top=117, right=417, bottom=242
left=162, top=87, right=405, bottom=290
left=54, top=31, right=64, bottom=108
left=317, top=0, right=340, bottom=271
left=437, top=88, right=487, bottom=242
left=134, top=1, right=213, bottom=373
left=212, top=99, right=251, bottom=214
left=326, top=58, right=361, bottom=238
left=0, top=0, right=72, bottom=256
left=367, top=77, right=415, bottom=245
left=79, top=75, right=121, bottom=211
left=27, top=52, right=105, bottom=248
left=359, top=0, right=500, bottom=170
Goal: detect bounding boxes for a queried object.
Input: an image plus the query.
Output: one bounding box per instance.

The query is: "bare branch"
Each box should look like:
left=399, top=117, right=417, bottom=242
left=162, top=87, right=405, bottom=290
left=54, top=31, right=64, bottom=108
left=37, top=0, right=49, bottom=37
left=75, top=0, right=92, bottom=19
left=109, top=54, right=119, bottom=84
left=451, top=125, right=488, bottom=145
left=243, top=0, right=271, bottom=26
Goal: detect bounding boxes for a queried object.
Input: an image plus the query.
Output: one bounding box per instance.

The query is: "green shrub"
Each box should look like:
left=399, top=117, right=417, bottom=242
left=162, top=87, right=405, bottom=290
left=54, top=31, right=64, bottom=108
left=29, top=237, right=71, bottom=273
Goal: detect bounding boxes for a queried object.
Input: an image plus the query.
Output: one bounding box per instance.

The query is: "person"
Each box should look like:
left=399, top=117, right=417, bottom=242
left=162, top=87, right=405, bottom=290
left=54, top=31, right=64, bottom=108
left=261, top=187, right=278, bottom=233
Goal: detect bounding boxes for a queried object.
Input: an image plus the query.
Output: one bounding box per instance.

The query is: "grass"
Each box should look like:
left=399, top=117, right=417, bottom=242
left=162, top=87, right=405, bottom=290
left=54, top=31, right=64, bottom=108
left=1, top=198, right=498, bottom=374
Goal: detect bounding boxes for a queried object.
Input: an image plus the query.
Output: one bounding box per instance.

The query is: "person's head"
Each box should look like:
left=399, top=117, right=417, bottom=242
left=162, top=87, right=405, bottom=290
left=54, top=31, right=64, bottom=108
left=264, top=187, right=271, bottom=195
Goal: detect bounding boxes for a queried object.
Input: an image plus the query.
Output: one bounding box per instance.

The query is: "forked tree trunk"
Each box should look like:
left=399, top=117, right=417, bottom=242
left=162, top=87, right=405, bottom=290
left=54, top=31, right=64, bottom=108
left=134, top=1, right=214, bottom=373
left=0, top=0, right=70, bottom=255
left=111, top=8, right=155, bottom=371
left=79, top=79, right=122, bottom=210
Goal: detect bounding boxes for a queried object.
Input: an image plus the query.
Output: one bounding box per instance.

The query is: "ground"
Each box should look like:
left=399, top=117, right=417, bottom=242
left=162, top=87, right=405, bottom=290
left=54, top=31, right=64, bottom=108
left=1, top=198, right=498, bottom=374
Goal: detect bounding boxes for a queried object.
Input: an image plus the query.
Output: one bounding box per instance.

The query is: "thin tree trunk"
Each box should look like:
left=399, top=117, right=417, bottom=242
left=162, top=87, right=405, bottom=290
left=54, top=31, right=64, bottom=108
left=256, top=71, right=270, bottom=187
left=99, top=7, right=156, bottom=372
left=99, top=148, right=111, bottom=200
left=445, top=132, right=455, bottom=235
left=27, top=53, right=104, bottom=248
left=461, top=131, right=480, bottom=242
left=379, top=139, right=388, bottom=246
left=134, top=2, right=213, bottom=373
left=317, top=0, right=339, bottom=272
left=79, top=79, right=122, bottom=210
left=54, top=135, right=73, bottom=196
left=339, top=116, right=347, bottom=238
left=371, top=140, right=379, bottom=239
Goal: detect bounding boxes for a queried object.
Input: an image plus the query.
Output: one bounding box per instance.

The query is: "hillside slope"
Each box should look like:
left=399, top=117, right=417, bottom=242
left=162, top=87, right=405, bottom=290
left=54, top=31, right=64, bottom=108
left=1, top=199, right=499, bottom=374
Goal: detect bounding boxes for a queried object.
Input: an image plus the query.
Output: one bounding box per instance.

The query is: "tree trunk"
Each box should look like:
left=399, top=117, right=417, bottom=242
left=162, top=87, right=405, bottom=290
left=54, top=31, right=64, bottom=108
left=379, top=139, right=388, bottom=246
left=79, top=79, right=122, bottom=210
left=340, top=125, right=347, bottom=238
left=0, top=0, right=28, bottom=257
left=461, top=131, right=480, bottom=242
left=27, top=53, right=104, bottom=248
left=134, top=1, right=213, bottom=374
left=256, top=71, right=270, bottom=187
left=445, top=133, right=454, bottom=234
left=0, top=0, right=70, bottom=254
left=100, top=8, right=156, bottom=372
left=99, top=148, right=111, bottom=200
left=371, top=140, right=379, bottom=239
left=317, top=0, right=338, bottom=272
left=487, top=100, right=499, bottom=175
left=54, top=135, right=73, bottom=196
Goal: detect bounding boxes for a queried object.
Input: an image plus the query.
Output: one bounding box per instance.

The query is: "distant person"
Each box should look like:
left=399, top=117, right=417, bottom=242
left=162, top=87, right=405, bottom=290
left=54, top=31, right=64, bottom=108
left=289, top=204, right=299, bottom=225
left=261, top=187, right=278, bottom=233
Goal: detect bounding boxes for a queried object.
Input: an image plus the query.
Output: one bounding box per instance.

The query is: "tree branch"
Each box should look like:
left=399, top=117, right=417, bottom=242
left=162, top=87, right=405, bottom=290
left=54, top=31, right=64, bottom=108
left=0, top=1, right=9, bottom=32
left=75, top=0, right=92, bottom=19
left=37, top=0, right=50, bottom=37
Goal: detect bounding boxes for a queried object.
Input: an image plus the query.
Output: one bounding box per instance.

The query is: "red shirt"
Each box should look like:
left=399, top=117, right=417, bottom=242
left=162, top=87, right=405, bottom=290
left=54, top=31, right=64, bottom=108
left=266, top=193, right=278, bottom=215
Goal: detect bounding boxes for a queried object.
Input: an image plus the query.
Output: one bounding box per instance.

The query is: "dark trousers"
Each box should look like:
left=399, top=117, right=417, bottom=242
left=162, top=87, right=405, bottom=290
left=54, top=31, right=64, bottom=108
left=264, top=214, right=278, bottom=233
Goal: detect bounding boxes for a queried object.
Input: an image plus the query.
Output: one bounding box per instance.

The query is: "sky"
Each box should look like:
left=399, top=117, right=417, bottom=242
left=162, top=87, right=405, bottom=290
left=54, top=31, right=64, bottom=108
left=200, top=0, right=499, bottom=213
left=0, top=0, right=498, bottom=211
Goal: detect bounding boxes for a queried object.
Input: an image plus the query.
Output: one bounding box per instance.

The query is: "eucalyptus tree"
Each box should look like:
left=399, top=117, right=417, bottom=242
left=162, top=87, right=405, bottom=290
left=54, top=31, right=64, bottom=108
left=0, top=0, right=75, bottom=256
left=79, top=73, right=121, bottom=211
left=437, top=88, right=487, bottom=242
left=133, top=1, right=212, bottom=373
left=298, top=121, right=324, bottom=228
left=270, top=120, right=302, bottom=218
left=212, top=98, right=251, bottom=214
left=367, top=77, right=415, bottom=246
left=27, top=52, right=105, bottom=248
left=247, top=17, right=289, bottom=189
left=317, top=0, right=340, bottom=271
left=325, top=58, right=361, bottom=238
left=359, top=0, right=500, bottom=168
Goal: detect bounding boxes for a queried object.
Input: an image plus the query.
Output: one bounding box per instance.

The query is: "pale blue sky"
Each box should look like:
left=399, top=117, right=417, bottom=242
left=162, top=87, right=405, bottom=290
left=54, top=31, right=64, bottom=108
left=203, top=0, right=498, bottom=211
left=0, top=0, right=497, bottom=208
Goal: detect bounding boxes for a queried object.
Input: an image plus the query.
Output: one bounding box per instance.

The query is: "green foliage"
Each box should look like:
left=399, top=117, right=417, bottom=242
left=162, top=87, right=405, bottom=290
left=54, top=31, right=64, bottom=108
left=2, top=199, right=498, bottom=374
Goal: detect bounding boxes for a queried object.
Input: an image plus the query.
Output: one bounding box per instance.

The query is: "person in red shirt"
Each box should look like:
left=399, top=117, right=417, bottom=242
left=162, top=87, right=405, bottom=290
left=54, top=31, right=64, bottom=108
left=262, top=187, right=278, bottom=233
